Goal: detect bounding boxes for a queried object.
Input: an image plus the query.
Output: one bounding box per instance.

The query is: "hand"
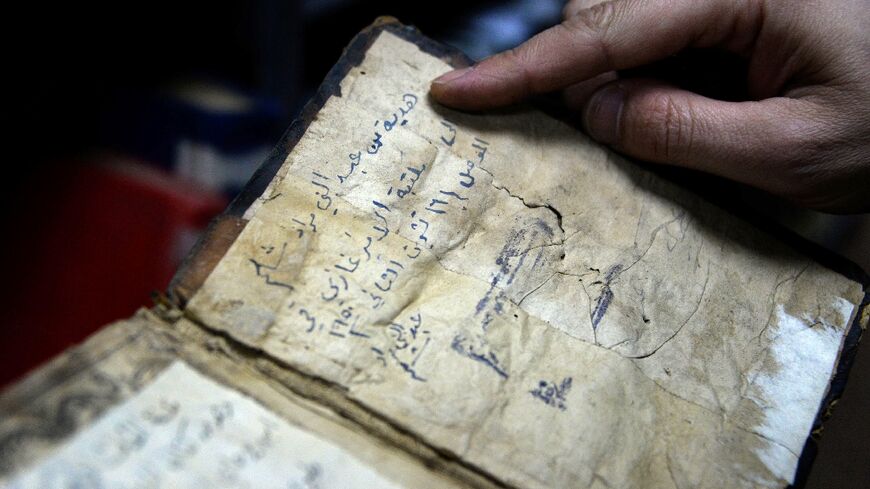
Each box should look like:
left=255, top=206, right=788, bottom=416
left=430, top=0, right=870, bottom=213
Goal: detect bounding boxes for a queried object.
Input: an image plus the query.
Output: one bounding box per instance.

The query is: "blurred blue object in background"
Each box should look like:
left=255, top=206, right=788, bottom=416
left=99, top=80, right=285, bottom=197
left=445, top=0, right=564, bottom=60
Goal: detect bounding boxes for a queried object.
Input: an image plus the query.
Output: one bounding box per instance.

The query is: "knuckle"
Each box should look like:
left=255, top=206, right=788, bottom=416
left=568, top=1, right=617, bottom=34
left=562, top=0, right=604, bottom=19
left=775, top=167, right=836, bottom=209
left=773, top=120, right=833, bottom=175
left=562, top=0, right=584, bottom=19
left=757, top=116, right=849, bottom=206
left=562, top=1, right=617, bottom=66
left=502, top=46, right=536, bottom=93
left=634, top=93, right=695, bottom=161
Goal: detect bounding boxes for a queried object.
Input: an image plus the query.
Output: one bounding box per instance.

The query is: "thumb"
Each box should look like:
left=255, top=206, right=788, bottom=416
left=582, top=79, right=826, bottom=199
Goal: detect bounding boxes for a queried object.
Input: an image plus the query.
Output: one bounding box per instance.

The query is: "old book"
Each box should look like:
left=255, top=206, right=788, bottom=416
left=2, top=18, right=867, bottom=489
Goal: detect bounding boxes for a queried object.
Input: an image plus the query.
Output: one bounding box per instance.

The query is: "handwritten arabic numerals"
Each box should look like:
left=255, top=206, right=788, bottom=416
left=422, top=187, right=473, bottom=217
left=425, top=198, right=448, bottom=215
left=328, top=306, right=355, bottom=338
left=344, top=306, right=373, bottom=338
left=328, top=319, right=348, bottom=338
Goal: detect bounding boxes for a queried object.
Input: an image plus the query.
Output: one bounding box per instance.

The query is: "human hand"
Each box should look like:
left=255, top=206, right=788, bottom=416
left=430, top=0, right=870, bottom=213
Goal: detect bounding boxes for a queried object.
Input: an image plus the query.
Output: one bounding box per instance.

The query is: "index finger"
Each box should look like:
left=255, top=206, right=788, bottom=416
left=430, top=0, right=761, bottom=110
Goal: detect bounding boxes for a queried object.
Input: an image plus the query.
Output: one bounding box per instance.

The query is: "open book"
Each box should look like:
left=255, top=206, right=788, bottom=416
left=2, top=19, right=867, bottom=489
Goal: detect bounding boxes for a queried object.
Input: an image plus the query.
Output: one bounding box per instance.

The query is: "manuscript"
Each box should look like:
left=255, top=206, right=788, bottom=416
left=1, top=19, right=867, bottom=489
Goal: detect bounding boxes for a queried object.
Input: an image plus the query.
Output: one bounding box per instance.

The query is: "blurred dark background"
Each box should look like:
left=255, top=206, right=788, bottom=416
left=2, top=1, right=867, bottom=487
left=3, top=0, right=566, bottom=386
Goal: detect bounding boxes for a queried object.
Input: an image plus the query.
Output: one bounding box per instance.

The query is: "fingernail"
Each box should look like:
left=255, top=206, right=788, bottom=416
left=432, top=67, right=473, bottom=86
left=584, top=85, right=624, bottom=145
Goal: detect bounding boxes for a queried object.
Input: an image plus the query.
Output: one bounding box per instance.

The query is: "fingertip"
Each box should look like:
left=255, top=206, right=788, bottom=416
left=432, top=67, right=473, bottom=86
left=429, top=67, right=473, bottom=106
left=427, top=79, right=451, bottom=105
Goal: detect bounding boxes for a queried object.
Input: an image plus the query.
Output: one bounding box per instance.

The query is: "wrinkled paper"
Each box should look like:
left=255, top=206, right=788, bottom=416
left=187, top=31, right=864, bottom=489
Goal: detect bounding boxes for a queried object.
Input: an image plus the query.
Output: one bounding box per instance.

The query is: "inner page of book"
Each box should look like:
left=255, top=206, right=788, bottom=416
left=186, top=29, right=865, bottom=489
left=4, top=360, right=401, bottom=489
left=0, top=314, right=467, bottom=489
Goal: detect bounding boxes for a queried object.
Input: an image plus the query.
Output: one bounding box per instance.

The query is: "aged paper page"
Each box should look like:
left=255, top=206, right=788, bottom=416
left=187, top=30, right=866, bottom=489
left=4, top=361, right=400, bottom=489
left=0, top=313, right=465, bottom=489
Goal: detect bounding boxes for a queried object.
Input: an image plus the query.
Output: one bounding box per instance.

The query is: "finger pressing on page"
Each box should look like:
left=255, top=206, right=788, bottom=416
left=430, top=0, right=763, bottom=110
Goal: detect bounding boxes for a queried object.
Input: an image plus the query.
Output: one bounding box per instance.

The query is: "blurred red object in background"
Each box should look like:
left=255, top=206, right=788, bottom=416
left=1, top=155, right=226, bottom=387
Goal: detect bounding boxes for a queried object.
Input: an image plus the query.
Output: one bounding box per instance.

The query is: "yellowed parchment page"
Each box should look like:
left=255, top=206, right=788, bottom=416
left=187, top=30, right=865, bottom=489
left=0, top=313, right=466, bottom=489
